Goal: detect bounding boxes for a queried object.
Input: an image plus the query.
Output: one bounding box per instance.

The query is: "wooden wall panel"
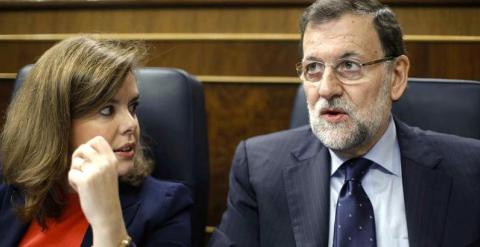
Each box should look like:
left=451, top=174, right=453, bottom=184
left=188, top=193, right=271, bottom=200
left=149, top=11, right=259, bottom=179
left=1, top=39, right=478, bottom=80
left=204, top=83, right=298, bottom=224
left=0, top=0, right=478, bottom=8
left=407, top=42, right=480, bottom=80
left=0, top=7, right=304, bottom=34
left=393, top=7, right=480, bottom=35
left=0, top=79, right=14, bottom=130
left=0, top=39, right=302, bottom=75
left=0, top=41, right=54, bottom=73
left=0, top=7, right=478, bottom=35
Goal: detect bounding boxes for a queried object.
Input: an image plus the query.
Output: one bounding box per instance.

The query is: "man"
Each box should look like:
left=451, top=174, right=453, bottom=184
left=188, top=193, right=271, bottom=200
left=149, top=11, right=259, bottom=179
left=209, top=0, right=480, bottom=246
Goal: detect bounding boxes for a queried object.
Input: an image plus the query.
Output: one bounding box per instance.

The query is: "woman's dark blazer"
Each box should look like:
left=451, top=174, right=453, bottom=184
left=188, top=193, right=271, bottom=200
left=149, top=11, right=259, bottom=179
left=0, top=176, right=193, bottom=247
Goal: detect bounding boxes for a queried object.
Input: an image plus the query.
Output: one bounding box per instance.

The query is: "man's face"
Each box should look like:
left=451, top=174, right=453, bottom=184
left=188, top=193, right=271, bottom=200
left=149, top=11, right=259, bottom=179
left=302, top=13, right=395, bottom=157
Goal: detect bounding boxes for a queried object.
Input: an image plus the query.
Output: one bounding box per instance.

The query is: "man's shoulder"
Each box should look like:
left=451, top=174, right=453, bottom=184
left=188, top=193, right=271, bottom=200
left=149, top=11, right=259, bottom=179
left=244, top=125, right=313, bottom=149
left=423, top=130, right=480, bottom=162
left=400, top=121, right=480, bottom=150
left=397, top=121, right=480, bottom=167
left=232, top=125, right=322, bottom=173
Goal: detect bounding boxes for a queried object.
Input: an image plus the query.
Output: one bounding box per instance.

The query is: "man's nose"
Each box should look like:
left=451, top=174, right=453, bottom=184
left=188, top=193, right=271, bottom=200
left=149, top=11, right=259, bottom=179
left=316, top=68, right=343, bottom=100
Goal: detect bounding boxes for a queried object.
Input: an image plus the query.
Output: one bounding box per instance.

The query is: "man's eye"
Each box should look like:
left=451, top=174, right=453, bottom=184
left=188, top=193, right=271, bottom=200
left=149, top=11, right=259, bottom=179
left=99, top=106, right=114, bottom=116
left=306, top=62, right=323, bottom=74
left=339, top=60, right=361, bottom=72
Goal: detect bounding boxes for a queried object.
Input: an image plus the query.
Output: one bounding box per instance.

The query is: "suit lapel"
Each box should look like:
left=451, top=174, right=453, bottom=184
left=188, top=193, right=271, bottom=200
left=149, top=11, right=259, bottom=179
left=283, top=131, right=331, bottom=247
left=396, top=120, right=452, bottom=247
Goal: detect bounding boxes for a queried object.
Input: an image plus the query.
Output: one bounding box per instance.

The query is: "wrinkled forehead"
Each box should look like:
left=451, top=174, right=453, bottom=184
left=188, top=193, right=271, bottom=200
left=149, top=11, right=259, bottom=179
left=302, top=13, right=383, bottom=61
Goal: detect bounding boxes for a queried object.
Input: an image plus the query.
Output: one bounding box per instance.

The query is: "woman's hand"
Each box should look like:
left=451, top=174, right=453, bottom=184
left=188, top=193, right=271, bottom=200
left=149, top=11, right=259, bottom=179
left=68, top=136, right=130, bottom=246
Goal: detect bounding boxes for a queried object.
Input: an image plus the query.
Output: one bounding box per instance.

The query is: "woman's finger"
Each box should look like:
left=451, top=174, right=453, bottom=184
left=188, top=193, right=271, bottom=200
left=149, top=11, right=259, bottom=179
left=72, top=143, right=98, bottom=162
left=71, top=156, right=85, bottom=171
left=68, top=168, right=84, bottom=193
left=87, top=136, right=113, bottom=154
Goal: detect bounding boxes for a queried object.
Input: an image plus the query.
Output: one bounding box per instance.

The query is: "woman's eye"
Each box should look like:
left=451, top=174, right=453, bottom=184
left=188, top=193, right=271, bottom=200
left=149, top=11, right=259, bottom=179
left=99, top=106, right=114, bottom=116
left=129, top=102, right=139, bottom=115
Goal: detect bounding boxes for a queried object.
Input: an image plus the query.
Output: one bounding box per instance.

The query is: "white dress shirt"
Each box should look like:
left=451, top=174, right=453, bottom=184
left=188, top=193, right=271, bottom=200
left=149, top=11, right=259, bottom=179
left=327, top=117, right=409, bottom=247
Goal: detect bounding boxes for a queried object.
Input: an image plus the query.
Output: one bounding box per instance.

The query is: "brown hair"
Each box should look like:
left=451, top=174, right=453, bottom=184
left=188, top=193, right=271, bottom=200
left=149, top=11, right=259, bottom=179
left=1, top=36, right=152, bottom=228
left=299, top=0, right=405, bottom=58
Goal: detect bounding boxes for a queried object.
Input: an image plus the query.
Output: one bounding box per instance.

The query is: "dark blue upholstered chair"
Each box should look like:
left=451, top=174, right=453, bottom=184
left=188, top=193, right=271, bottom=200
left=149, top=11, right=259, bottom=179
left=14, top=65, right=210, bottom=247
left=290, top=78, right=480, bottom=139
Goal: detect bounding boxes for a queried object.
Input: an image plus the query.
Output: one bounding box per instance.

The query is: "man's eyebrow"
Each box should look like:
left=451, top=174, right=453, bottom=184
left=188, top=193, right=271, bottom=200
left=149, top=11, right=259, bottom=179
left=303, top=56, right=322, bottom=62
left=303, top=52, right=360, bottom=62
left=339, top=52, right=360, bottom=59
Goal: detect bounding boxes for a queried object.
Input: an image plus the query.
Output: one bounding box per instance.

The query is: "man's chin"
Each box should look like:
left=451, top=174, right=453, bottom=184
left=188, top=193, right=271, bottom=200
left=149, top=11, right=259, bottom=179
left=312, top=125, right=358, bottom=150
left=318, top=118, right=351, bottom=130
left=319, top=135, right=353, bottom=151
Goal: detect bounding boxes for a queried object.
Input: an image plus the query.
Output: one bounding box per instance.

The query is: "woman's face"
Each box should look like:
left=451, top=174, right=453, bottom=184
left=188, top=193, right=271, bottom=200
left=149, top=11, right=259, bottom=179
left=71, top=72, right=140, bottom=176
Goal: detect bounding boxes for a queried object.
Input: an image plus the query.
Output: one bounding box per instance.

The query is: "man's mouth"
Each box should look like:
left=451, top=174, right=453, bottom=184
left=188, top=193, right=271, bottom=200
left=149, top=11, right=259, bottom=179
left=320, top=108, right=348, bottom=123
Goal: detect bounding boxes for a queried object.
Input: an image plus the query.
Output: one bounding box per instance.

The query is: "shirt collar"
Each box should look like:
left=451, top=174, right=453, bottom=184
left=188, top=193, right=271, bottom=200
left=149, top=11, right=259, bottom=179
left=329, top=117, right=400, bottom=176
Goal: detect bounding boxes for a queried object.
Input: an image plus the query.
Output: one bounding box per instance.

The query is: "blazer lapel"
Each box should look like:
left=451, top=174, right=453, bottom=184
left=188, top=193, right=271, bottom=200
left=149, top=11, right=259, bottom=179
left=80, top=182, right=140, bottom=247
left=396, top=120, right=452, bottom=247
left=118, top=182, right=141, bottom=227
left=283, top=131, right=331, bottom=247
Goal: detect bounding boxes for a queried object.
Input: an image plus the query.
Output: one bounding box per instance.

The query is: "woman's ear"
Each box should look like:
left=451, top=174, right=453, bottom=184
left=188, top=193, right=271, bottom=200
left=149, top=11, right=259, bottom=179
left=389, top=55, right=410, bottom=101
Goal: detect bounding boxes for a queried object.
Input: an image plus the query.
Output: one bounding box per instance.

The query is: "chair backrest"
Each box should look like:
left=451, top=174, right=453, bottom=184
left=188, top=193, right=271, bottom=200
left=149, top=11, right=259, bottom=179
left=290, top=78, right=480, bottom=139
left=14, top=65, right=209, bottom=247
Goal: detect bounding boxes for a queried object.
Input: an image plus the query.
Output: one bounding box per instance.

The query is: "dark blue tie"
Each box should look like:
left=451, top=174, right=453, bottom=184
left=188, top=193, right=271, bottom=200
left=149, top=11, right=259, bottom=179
left=333, top=158, right=377, bottom=247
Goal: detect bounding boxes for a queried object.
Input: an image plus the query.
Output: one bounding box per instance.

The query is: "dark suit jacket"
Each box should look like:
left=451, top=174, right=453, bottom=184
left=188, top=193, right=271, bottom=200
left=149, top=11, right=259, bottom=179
left=0, top=176, right=192, bottom=247
left=210, top=120, right=480, bottom=247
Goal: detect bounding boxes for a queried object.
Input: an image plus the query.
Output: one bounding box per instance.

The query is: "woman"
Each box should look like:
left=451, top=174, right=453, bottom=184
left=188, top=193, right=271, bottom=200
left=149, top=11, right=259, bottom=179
left=0, top=36, right=192, bottom=246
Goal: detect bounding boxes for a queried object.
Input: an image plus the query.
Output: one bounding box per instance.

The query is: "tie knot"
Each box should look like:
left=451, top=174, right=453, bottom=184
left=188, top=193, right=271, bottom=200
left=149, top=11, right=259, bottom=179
left=343, top=158, right=372, bottom=182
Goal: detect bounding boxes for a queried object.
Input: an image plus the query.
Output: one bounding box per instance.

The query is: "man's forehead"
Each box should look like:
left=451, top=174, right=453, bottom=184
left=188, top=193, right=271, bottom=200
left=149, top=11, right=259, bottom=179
left=305, top=13, right=375, bottom=33
left=302, top=13, right=382, bottom=59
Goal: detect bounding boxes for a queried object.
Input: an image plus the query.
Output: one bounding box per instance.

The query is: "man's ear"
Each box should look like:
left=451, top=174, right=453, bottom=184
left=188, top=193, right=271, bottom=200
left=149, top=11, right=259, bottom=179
left=390, top=55, right=410, bottom=101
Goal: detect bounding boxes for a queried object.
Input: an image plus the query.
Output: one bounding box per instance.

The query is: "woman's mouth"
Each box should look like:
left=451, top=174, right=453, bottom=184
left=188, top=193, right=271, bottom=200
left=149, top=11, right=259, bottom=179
left=113, top=144, right=135, bottom=159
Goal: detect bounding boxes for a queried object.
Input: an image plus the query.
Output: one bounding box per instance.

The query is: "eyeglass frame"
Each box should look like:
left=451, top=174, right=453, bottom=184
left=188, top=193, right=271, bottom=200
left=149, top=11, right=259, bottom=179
left=296, top=56, right=397, bottom=85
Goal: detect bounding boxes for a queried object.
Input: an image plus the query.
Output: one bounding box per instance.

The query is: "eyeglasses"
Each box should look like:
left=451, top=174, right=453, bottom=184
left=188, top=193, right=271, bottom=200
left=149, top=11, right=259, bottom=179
left=296, top=56, right=396, bottom=85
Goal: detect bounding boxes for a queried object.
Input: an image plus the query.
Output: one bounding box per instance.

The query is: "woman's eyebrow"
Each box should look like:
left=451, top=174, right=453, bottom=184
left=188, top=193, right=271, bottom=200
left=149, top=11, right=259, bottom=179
left=130, top=95, right=140, bottom=103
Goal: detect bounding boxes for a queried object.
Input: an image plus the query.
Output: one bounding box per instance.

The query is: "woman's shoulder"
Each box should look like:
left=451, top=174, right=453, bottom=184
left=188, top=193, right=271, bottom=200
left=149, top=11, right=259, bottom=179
left=0, top=183, right=15, bottom=202
left=141, top=176, right=191, bottom=198
left=130, top=176, right=193, bottom=215
left=0, top=183, right=9, bottom=204
left=142, top=175, right=184, bottom=188
left=0, top=183, right=18, bottom=213
left=124, top=177, right=193, bottom=245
